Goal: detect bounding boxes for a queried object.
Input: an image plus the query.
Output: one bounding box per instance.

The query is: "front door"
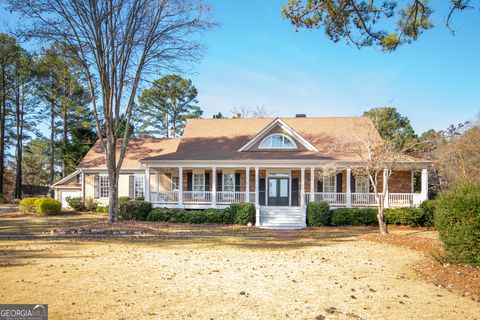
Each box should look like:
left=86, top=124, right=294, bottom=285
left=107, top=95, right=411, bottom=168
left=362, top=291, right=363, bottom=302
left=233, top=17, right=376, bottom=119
left=268, top=177, right=289, bottom=206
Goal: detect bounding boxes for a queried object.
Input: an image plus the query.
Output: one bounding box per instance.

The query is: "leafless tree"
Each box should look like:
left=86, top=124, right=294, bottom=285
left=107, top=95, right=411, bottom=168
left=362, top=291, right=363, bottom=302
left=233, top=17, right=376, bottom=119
left=335, top=123, right=403, bottom=234
left=231, top=105, right=272, bottom=118
left=5, top=0, right=215, bottom=221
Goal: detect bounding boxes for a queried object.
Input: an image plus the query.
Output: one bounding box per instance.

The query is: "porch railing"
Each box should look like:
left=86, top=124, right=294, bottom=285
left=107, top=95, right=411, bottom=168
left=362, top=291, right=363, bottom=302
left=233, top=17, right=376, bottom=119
left=306, top=193, right=347, bottom=206
left=150, top=191, right=179, bottom=203
left=183, top=191, right=212, bottom=203
left=216, top=191, right=246, bottom=204
left=352, top=193, right=379, bottom=206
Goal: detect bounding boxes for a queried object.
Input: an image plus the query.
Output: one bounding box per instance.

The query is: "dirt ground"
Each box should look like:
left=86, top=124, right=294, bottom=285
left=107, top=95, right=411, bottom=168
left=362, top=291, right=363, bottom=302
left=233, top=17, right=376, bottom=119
left=1, top=232, right=479, bottom=319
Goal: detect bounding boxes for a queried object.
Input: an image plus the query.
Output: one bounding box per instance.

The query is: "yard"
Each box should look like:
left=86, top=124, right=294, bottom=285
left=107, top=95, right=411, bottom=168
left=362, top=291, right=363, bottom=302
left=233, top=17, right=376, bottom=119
left=0, top=212, right=479, bottom=319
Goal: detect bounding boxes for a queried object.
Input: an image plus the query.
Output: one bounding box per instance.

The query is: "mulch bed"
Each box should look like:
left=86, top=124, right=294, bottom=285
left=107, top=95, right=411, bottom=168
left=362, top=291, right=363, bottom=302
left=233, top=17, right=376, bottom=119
left=362, top=230, right=480, bottom=302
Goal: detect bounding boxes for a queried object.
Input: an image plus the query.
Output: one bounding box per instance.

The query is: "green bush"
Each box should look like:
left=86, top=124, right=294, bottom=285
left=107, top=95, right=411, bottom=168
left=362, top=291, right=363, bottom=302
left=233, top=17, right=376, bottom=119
left=95, top=206, right=109, bottom=214
left=435, top=182, right=480, bottom=266
left=84, top=198, right=98, bottom=211
left=147, top=207, right=235, bottom=224
left=420, top=200, right=437, bottom=227
left=330, top=208, right=378, bottom=226
left=120, top=200, right=152, bottom=220
left=230, top=202, right=255, bottom=225
left=66, top=197, right=85, bottom=211
left=385, top=207, right=425, bottom=226
left=19, top=197, right=38, bottom=213
left=119, top=197, right=132, bottom=206
left=306, top=201, right=330, bottom=226
left=34, top=198, right=62, bottom=215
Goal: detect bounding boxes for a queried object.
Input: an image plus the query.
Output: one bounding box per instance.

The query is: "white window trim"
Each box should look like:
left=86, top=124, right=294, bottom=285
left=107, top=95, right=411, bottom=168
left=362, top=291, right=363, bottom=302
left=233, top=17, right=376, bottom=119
left=222, top=172, right=235, bottom=192
left=322, top=175, right=337, bottom=193
left=171, top=174, right=179, bottom=191
left=355, top=175, right=370, bottom=193
left=192, top=171, right=205, bottom=192
left=134, top=174, right=145, bottom=199
left=258, top=134, right=297, bottom=149
left=99, top=174, right=109, bottom=198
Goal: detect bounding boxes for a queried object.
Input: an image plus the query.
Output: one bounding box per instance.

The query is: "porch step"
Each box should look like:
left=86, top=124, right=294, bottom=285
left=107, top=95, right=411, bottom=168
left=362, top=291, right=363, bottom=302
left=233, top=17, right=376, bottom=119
left=258, top=206, right=306, bottom=230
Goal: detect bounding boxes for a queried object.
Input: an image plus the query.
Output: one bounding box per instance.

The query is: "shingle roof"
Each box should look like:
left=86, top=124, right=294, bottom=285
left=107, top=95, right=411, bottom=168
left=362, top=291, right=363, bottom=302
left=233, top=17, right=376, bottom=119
left=142, top=117, right=383, bottom=161
left=78, top=137, right=180, bottom=169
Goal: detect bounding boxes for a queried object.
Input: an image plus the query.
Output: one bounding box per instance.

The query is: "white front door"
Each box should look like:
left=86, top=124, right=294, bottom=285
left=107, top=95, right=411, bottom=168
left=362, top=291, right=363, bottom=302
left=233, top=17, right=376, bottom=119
left=61, top=191, right=80, bottom=208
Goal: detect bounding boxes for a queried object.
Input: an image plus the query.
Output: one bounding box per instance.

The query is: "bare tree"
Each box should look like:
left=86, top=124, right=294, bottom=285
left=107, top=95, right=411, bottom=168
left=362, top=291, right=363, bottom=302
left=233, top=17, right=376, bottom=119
left=5, top=0, right=214, bottom=221
left=335, top=123, right=402, bottom=234
left=231, top=105, right=272, bottom=118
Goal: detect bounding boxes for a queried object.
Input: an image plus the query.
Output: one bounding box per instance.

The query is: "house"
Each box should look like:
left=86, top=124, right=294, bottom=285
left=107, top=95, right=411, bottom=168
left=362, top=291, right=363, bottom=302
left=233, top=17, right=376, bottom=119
left=52, top=116, right=431, bottom=229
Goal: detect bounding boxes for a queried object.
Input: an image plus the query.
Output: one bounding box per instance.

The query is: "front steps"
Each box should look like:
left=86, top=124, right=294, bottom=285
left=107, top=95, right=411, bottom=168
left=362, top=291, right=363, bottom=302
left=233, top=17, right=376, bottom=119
left=257, top=206, right=306, bottom=229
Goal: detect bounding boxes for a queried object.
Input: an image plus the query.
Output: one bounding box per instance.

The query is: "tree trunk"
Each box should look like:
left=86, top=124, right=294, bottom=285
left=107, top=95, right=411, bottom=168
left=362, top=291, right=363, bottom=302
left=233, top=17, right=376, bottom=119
left=62, top=107, right=68, bottom=177
left=0, top=65, right=6, bottom=195
left=106, top=137, right=119, bottom=222
left=377, top=200, right=388, bottom=234
left=49, top=101, right=55, bottom=197
left=14, top=84, right=23, bottom=199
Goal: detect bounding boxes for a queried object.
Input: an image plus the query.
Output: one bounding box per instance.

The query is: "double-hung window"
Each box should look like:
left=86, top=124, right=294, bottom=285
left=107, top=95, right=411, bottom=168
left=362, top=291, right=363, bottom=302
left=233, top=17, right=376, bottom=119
left=134, top=175, right=145, bottom=198
left=171, top=176, right=179, bottom=191
left=323, top=175, right=336, bottom=200
left=99, top=176, right=109, bottom=198
left=193, top=172, right=205, bottom=199
left=223, top=173, right=235, bottom=201
left=355, top=176, right=369, bottom=193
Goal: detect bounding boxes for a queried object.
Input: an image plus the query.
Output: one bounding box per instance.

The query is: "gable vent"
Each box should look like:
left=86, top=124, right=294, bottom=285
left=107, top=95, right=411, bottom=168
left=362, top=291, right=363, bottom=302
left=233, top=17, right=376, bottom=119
left=295, top=114, right=306, bottom=118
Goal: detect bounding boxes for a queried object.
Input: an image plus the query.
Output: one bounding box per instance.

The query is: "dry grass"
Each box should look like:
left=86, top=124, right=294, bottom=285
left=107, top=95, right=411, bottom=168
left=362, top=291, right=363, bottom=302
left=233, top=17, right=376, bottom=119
left=1, top=232, right=479, bottom=319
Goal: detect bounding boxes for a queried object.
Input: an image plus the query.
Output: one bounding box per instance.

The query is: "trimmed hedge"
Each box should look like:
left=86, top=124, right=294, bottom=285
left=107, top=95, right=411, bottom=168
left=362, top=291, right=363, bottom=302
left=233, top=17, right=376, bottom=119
left=120, top=200, right=152, bottom=220
left=229, top=202, right=255, bottom=225
left=306, top=201, right=330, bottom=226
left=66, top=197, right=85, bottom=211
left=19, top=197, right=38, bottom=213
left=385, top=207, right=425, bottom=227
left=146, top=207, right=234, bottom=224
left=330, top=208, right=378, bottom=226
left=119, top=197, right=132, bottom=206
left=34, top=198, right=62, bottom=215
left=435, top=182, right=480, bottom=266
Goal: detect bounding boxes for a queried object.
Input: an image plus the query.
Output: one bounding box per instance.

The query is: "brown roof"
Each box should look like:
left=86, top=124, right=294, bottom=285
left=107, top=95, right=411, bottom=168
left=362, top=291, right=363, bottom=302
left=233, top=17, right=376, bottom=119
left=78, top=137, right=180, bottom=169
left=143, top=117, right=384, bottom=161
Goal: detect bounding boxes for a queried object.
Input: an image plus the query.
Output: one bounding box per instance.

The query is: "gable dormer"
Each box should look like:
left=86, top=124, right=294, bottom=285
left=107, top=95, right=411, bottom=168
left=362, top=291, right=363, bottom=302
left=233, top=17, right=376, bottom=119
left=238, top=118, right=318, bottom=152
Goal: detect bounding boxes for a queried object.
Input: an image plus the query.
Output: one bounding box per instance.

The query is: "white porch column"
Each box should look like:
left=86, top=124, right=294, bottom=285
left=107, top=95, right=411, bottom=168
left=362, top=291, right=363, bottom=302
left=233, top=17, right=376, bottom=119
left=300, top=167, right=305, bottom=207
left=81, top=171, right=85, bottom=200
left=346, top=168, right=352, bottom=208
left=383, top=169, right=389, bottom=208
left=309, top=167, right=315, bottom=203
left=212, top=167, right=217, bottom=207
left=420, top=168, right=428, bottom=201
left=145, top=167, right=151, bottom=202
left=245, top=167, right=250, bottom=202
left=155, top=171, right=159, bottom=192
left=178, top=167, right=183, bottom=205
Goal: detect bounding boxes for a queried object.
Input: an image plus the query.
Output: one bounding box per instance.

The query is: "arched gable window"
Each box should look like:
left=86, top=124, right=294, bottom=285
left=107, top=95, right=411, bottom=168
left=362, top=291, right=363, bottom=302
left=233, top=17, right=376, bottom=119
left=259, top=134, right=297, bottom=149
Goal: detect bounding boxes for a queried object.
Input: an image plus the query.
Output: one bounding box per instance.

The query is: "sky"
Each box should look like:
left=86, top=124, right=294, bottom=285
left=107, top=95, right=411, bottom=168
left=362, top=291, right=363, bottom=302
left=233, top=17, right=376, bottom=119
left=1, top=0, right=479, bottom=134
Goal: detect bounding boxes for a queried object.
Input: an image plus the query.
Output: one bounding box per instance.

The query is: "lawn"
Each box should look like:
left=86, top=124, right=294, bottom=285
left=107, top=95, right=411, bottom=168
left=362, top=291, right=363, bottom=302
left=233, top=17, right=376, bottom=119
left=0, top=212, right=479, bottom=319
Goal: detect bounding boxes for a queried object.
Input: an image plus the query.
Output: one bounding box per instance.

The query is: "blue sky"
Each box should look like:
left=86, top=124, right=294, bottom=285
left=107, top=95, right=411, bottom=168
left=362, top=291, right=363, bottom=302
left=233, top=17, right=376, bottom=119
left=1, top=0, right=479, bottom=134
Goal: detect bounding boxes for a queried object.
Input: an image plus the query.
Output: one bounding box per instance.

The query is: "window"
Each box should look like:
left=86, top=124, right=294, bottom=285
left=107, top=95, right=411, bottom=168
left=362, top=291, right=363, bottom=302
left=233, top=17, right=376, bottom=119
left=99, top=176, right=109, bottom=198
left=171, top=176, right=179, bottom=191
left=223, top=173, right=235, bottom=192
left=134, top=175, right=145, bottom=198
left=193, top=173, right=205, bottom=192
left=355, top=176, right=369, bottom=193
left=259, top=134, right=297, bottom=149
left=323, top=175, right=336, bottom=193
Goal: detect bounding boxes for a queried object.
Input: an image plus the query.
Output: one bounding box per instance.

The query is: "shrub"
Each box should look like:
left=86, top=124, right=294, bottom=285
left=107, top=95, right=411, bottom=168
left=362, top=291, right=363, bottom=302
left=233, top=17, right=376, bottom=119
left=306, top=201, right=330, bottom=226
left=34, top=198, right=62, bottom=215
left=19, top=197, right=38, bottom=213
left=230, top=202, right=255, bottom=225
left=120, top=200, right=152, bottom=220
left=0, top=193, right=8, bottom=204
left=66, top=197, right=85, bottom=211
left=119, top=197, right=132, bottom=206
left=84, top=198, right=98, bottom=212
left=420, top=200, right=437, bottom=227
left=385, top=207, right=425, bottom=226
left=95, top=206, right=109, bottom=214
left=146, top=208, right=235, bottom=224
left=435, top=182, right=480, bottom=266
left=330, top=208, right=378, bottom=226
